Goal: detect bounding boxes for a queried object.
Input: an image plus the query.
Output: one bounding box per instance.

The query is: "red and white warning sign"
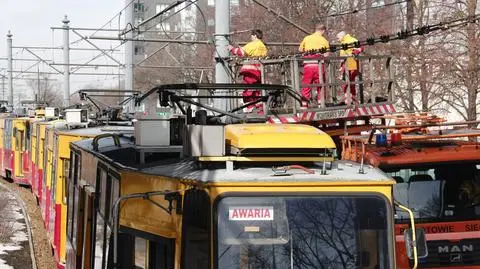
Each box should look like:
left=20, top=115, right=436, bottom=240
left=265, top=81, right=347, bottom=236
left=229, top=206, right=274, bottom=221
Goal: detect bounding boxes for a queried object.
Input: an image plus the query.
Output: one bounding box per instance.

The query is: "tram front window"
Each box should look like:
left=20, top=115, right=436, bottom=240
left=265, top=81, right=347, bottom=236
left=216, top=195, right=392, bottom=269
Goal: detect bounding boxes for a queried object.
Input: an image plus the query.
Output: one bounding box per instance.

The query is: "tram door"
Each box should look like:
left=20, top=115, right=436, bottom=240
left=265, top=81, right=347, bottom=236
left=14, top=127, right=24, bottom=178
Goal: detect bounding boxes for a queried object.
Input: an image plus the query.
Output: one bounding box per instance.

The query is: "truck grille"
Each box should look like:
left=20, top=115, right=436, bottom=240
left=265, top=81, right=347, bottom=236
left=417, top=239, right=480, bottom=267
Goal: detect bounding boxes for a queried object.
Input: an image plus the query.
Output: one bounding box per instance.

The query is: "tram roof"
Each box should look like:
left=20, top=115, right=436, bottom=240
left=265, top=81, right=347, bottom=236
left=72, top=136, right=393, bottom=184
left=57, top=125, right=134, bottom=137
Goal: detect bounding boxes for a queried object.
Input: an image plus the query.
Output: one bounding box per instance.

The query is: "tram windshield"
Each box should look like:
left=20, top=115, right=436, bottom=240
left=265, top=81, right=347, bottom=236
left=216, top=195, right=392, bottom=269
left=388, top=162, right=480, bottom=222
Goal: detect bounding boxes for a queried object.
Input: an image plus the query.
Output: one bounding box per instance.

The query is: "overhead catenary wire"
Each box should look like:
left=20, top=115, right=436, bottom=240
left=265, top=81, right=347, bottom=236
left=230, top=13, right=480, bottom=60
left=120, top=0, right=192, bottom=37
left=251, top=0, right=411, bottom=35
left=134, top=0, right=200, bottom=40
left=91, top=0, right=138, bottom=37
left=327, top=0, right=410, bottom=18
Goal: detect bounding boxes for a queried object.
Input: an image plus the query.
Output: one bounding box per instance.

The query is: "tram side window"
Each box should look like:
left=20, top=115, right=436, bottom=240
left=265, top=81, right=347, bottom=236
left=72, top=184, right=81, bottom=250
left=116, top=230, right=175, bottom=269
left=71, top=152, right=82, bottom=250
left=108, top=173, right=120, bottom=224
left=51, top=153, right=58, bottom=206
left=94, top=166, right=111, bottom=269
left=181, top=189, right=210, bottom=269
left=62, top=158, right=70, bottom=205
left=15, top=129, right=23, bottom=151
left=25, top=122, right=30, bottom=151
left=149, top=239, right=175, bottom=269
left=135, top=237, right=147, bottom=269
left=5, top=121, right=12, bottom=150
left=104, top=173, right=119, bottom=269
left=67, top=152, right=80, bottom=242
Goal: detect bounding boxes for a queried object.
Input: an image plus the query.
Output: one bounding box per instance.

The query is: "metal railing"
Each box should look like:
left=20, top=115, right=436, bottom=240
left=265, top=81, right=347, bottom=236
left=229, top=55, right=394, bottom=110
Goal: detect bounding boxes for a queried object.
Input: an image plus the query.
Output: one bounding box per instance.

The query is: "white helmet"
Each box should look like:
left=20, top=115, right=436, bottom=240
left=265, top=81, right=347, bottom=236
left=337, top=31, right=346, bottom=41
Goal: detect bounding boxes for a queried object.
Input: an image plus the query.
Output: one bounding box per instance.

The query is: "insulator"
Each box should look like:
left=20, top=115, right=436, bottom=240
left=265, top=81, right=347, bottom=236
left=416, top=26, right=429, bottom=35
left=380, top=35, right=390, bottom=43
left=397, top=30, right=408, bottom=39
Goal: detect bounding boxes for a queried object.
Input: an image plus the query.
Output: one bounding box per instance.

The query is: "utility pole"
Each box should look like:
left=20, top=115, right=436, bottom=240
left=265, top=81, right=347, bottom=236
left=7, top=31, right=13, bottom=109
left=214, top=0, right=231, bottom=111
left=63, top=15, right=70, bottom=107
left=124, top=0, right=134, bottom=113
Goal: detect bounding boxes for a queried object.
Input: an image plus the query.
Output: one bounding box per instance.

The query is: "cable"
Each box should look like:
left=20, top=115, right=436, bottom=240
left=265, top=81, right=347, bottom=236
left=230, top=13, right=480, bottom=60
left=92, top=0, right=138, bottom=37
left=327, top=0, right=410, bottom=18
left=136, top=0, right=200, bottom=39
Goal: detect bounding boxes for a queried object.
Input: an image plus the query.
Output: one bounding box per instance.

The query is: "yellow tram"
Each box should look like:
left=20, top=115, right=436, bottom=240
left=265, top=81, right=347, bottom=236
left=48, top=125, right=133, bottom=268
left=66, top=121, right=421, bottom=269
left=0, top=117, right=37, bottom=184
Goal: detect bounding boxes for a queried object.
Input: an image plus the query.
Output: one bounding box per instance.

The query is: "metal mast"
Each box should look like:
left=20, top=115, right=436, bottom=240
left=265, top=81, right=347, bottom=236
left=124, top=0, right=135, bottom=113
left=63, top=16, right=70, bottom=107
left=214, top=0, right=231, bottom=111
left=7, top=31, right=13, bottom=107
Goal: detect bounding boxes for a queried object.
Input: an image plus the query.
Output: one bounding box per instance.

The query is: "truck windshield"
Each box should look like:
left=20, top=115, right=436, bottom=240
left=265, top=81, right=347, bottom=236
left=388, top=163, right=480, bottom=222
left=216, top=195, right=392, bottom=269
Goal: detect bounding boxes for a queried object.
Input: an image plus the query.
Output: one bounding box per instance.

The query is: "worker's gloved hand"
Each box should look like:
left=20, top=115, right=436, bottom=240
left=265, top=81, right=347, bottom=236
left=227, top=44, right=234, bottom=51
left=352, top=49, right=362, bottom=55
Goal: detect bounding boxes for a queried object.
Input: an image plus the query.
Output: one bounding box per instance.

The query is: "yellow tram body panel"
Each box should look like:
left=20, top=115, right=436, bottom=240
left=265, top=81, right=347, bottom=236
left=119, top=171, right=185, bottom=239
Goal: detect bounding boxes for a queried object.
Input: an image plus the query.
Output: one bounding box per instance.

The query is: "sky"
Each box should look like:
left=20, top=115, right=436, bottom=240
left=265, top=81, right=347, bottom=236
left=0, top=0, right=126, bottom=104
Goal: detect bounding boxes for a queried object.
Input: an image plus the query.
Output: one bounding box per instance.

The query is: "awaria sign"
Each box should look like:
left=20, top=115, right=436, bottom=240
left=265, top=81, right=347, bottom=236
left=229, top=206, right=274, bottom=221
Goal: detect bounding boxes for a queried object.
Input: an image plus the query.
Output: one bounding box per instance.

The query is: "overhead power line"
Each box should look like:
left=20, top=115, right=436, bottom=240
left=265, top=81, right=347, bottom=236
left=252, top=0, right=410, bottom=34
left=120, top=0, right=190, bottom=37
left=328, top=0, right=410, bottom=18
left=233, top=13, right=480, bottom=59
left=91, top=0, right=137, bottom=36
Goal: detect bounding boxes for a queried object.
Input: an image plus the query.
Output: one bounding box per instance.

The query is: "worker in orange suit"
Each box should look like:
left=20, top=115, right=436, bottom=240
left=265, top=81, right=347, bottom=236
left=228, top=29, right=268, bottom=113
left=337, top=31, right=364, bottom=105
left=299, top=23, right=330, bottom=107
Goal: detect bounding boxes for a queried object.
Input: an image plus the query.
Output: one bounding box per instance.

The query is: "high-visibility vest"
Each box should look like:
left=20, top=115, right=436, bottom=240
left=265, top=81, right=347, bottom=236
left=339, top=34, right=363, bottom=71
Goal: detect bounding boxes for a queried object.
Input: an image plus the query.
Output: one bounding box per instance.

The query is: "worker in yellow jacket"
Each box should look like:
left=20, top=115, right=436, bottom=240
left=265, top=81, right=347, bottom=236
left=228, top=29, right=268, bottom=113
left=299, top=23, right=330, bottom=107
left=337, top=31, right=364, bottom=105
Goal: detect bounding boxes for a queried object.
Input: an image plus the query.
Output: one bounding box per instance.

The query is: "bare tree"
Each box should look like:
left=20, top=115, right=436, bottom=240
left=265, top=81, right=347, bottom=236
left=26, top=76, right=62, bottom=106
left=131, top=0, right=480, bottom=120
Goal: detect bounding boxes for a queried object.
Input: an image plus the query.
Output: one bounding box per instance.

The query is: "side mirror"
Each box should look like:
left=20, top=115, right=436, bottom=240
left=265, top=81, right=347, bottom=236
left=404, top=228, right=428, bottom=260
